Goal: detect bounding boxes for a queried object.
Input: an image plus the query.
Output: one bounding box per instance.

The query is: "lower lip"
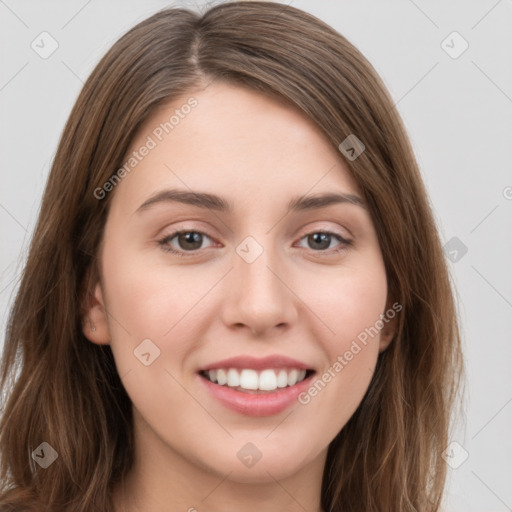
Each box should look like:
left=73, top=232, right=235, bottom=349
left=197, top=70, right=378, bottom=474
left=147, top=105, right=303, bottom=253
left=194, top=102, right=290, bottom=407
left=198, top=372, right=314, bottom=417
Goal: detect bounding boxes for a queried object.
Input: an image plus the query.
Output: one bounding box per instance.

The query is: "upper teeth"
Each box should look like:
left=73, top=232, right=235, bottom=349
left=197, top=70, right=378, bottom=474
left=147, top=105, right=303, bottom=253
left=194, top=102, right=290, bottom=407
left=205, top=368, right=308, bottom=391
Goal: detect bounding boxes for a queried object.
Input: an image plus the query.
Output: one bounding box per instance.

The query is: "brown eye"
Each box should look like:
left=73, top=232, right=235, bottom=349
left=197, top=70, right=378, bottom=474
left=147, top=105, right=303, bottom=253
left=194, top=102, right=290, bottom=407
left=297, top=231, right=351, bottom=253
left=175, top=231, right=203, bottom=250
left=307, top=233, right=332, bottom=250
left=158, top=230, right=215, bottom=255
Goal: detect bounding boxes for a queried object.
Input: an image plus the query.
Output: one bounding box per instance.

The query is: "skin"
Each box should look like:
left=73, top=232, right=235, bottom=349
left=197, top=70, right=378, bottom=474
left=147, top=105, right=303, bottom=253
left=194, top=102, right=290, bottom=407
left=83, top=81, right=396, bottom=512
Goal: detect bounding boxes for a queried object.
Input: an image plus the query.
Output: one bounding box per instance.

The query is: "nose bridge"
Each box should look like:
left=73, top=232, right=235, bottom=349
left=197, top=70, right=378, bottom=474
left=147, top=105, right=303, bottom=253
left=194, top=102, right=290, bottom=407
left=222, top=235, right=297, bottom=334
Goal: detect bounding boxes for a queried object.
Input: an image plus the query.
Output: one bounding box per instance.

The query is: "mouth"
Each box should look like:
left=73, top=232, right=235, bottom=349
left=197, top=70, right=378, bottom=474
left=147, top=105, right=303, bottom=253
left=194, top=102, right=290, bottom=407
left=197, top=354, right=317, bottom=416
left=198, top=367, right=316, bottom=394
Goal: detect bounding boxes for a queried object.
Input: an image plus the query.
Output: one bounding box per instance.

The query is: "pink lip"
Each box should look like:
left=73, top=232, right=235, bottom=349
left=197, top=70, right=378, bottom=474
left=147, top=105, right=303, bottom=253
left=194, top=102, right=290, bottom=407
left=198, top=372, right=315, bottom=417
left=198, top=354, right=312, bottom=372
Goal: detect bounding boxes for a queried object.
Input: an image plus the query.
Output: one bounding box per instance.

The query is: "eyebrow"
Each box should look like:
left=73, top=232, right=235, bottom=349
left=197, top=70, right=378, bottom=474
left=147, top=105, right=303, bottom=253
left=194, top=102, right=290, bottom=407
left=135, top=188, right=366, bottom=214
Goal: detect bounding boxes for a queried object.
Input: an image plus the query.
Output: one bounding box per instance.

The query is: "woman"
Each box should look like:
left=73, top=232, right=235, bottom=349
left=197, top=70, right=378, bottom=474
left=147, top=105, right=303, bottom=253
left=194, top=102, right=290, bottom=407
left=0, top=2, right=465, bottom=511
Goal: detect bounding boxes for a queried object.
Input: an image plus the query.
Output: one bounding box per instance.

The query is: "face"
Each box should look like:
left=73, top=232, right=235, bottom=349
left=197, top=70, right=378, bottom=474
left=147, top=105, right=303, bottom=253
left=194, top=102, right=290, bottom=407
left=85, top=81, right=395, bottom=484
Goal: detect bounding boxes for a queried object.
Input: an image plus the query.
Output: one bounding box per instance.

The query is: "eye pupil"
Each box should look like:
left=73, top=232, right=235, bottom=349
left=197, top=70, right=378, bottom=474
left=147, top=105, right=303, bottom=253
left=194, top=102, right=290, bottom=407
left=178, top=231, right=202, bottom=250
left=308, top=233, right=331, bottom=250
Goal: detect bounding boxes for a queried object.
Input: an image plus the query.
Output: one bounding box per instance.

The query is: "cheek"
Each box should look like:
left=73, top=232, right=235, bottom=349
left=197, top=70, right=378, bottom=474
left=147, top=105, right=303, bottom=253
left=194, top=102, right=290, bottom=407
left=296, top=255, right=387, bottom=412
left=101, top=229, right=201, bottom=324
left=303, top=255, right=388, bottom=351
left=100, top=244, right=218, bottom=369
left=99, top=248, right=211, bottom=419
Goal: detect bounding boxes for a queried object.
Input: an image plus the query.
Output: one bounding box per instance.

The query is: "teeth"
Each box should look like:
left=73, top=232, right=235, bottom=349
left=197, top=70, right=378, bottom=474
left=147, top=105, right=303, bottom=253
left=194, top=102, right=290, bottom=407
left=258, top=369, right=277, bottom=391
left=240, top=369, right=259, bottom=390
left=203, top=367, right=310, bottom=391
left=227, top=368, right=240, bottom=387
left=287, top=369, right=299, bottom=386
left=216, top=369, right=227, bottom=385
left=276, top=369, right=288, bottom=388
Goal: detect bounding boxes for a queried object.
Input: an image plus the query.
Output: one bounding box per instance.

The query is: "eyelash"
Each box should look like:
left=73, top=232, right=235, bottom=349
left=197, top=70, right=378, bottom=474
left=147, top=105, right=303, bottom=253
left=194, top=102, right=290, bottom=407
left=157, top=229, right=352, bottom=258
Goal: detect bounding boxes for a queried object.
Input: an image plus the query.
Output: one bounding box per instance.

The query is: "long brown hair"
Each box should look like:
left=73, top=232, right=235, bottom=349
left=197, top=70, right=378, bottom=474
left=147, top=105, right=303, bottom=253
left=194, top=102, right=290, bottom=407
left=0, top=2, right=465, bottom=510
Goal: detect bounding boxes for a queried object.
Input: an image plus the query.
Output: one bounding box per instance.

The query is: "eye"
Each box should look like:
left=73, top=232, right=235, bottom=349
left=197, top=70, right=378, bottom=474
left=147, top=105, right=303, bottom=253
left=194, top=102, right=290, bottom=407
left=158, top=230, right=215, bottom=256
left=157, top=229, right=352, bottom=258
left=295, top=231, right=352, bottom=254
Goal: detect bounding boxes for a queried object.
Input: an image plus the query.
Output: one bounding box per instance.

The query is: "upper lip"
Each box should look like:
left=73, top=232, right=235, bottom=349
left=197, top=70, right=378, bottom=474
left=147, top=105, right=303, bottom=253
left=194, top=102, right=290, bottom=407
left=198, top=355, right=314, bottom=372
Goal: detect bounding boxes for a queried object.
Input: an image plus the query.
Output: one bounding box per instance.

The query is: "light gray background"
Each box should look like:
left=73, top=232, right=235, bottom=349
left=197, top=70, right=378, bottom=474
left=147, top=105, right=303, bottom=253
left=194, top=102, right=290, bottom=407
left=1, top=1, right=511, bottom=510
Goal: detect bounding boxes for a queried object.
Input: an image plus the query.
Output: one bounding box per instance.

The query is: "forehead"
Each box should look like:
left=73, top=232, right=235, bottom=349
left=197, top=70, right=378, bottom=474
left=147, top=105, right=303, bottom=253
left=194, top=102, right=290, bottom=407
left=110, top=81, right=362, bottom=214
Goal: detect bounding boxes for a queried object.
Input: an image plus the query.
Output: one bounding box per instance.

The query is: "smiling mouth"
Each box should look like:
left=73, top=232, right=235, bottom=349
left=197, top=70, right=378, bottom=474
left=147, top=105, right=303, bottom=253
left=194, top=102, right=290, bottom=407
left=199, top=368, right=316, bottom=394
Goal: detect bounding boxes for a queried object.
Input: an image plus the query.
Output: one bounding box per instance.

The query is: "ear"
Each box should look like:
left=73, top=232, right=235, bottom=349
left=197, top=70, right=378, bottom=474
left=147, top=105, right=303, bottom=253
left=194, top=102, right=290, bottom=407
left=82, top=280, right=111, bottom=346
left=378, top=299, right=400, bottom=353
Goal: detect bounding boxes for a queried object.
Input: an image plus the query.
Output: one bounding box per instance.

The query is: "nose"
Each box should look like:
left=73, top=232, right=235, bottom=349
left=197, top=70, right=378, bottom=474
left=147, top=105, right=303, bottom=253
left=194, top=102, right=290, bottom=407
left=220, top=245, right=298, bottom=337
